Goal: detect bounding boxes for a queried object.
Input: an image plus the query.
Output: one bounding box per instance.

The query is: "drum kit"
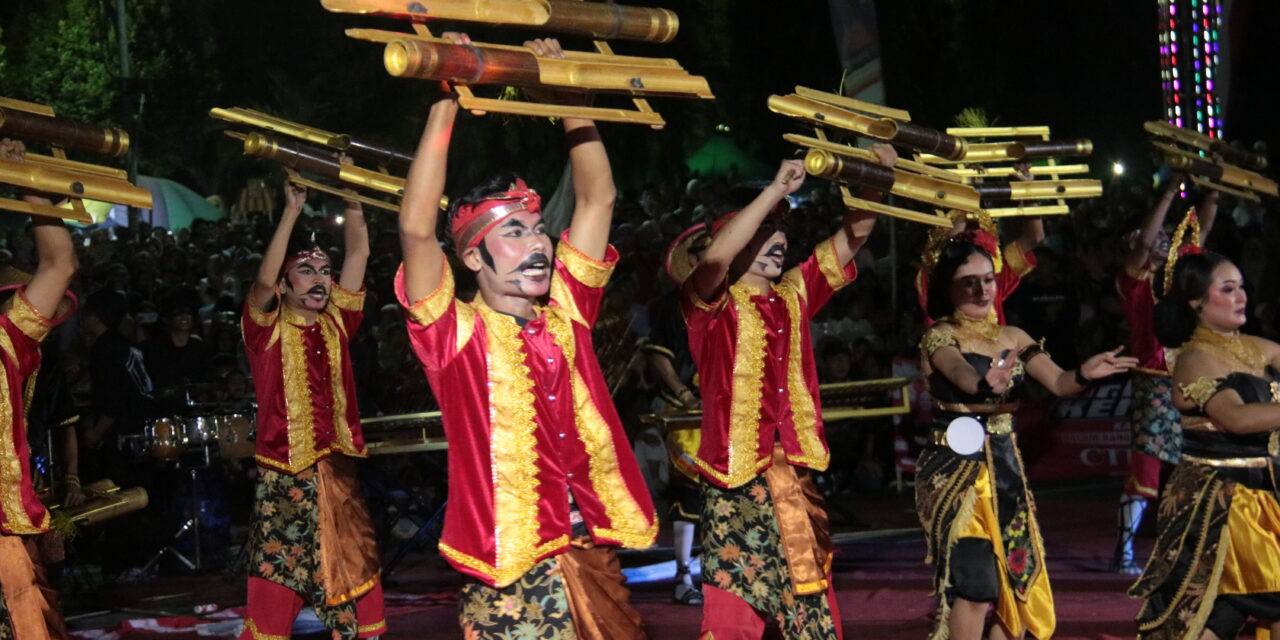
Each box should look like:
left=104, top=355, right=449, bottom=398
left=122, top=399, right=257, bottom=574
left=135, top=412, right=256, bottom=463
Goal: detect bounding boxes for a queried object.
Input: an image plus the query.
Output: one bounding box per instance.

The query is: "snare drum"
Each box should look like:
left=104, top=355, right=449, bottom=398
left=144, top=417, right=184, bottom=461
left=216, top=414, right=256, bottom=459
left=184, top=416, right=220, bottom=445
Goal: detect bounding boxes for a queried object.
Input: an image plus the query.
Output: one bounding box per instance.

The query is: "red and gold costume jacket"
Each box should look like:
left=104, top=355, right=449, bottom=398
left=396, top=234, right=657, bottom=588
left=1116, top=261, right=1168, bottom=372
left=681, top=238, right=856, bottom=489
left=242, top=285, right=368, bottom=474
left=0, top=290, right=66, bottom=535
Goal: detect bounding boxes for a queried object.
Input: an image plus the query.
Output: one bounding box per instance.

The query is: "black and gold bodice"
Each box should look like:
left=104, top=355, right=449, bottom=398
left=1180, top=372, right=1280, bottom=466
left=1176, top=328, right=1280, bottom=482
left=920, top=317, right=1047, bottom=411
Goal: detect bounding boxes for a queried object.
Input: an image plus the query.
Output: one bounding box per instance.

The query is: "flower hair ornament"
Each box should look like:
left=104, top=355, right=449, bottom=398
left=1162, top=207, right=1203, bottom=295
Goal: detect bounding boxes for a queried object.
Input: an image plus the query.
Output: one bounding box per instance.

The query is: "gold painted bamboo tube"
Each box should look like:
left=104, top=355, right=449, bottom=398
left=805, top=150, right=980, bottom=211
left=974, top=180, right=1102, bottom=201
left=244, top=134, right=407, bottom=197
left=322, top=0, right=678, bottom=43
left=385, top=39, right=709, bottom=97
left=210, top=108, right=337, bottom=149
left=543, top=0, right=678, bottom=42
left=213, top=108, right=414, bottom=169
left=1168, top=156, right=1279, bottom=197
left=0, top=159, right=152, bottom=209
left=0, top=108, right=130, bottom=157
left=768, top=95, right=897, bottom=139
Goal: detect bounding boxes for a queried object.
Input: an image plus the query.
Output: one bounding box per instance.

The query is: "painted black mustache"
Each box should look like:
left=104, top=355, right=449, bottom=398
left=512, top=252, right=551, bottom=273
left=306, top=285, right=329, bottom=297
left=764, top=243, right=786, bottom=259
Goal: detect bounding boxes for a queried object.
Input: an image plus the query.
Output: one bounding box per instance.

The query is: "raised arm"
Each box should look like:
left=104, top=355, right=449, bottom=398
left=1196, top=188, right=1219, bottom=245
left=561, top=115, right=615, bottom=261
left=829, top=143, right=894, bottom=266
left=399, top=93, right=459, bottom=304
left=513, top=37, right=617, bottom=261
left=337, top=156, right=369, bottom=291
left=0, top=140, right=76, bottom=317
left=1009, top=163, right=1045, bottom=257
left=1125, top=175, right=1180, bottom=271
left=689, top=160, right=803, bottom=302
left=24, top=217, right=77, bottom=319
left=249, top=180, right=306, bottom=311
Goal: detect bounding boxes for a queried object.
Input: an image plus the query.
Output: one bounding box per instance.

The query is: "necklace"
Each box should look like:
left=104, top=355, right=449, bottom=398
left=948, top=313, right=1001, bottom=342
left=1188, top=326, right=1268, bottom=372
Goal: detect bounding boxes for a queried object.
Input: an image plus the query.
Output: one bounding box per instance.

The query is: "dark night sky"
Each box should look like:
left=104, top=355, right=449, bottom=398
left=2, top=1, right=1274, bottom=194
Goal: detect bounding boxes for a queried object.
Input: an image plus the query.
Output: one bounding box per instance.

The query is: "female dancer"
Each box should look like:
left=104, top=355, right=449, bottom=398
left=1131, top=251, right=1280, bottom=640
left=916, top=232, right=1136, bottom=640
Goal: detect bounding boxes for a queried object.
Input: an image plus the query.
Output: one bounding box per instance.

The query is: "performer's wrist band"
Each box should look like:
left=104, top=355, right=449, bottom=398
left=1074, top=368, right=1091, bottom=386
left=66, top=474, right=80, bottom=487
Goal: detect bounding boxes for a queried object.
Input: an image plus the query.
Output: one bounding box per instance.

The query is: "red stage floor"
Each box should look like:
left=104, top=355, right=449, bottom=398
left=68, top=480, right=1251, bottom=639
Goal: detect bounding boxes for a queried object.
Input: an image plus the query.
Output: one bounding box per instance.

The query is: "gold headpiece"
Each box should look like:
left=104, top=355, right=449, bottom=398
left=921, top=209, right=1003, bottom=275
left=1162, top=207, right=1201, bottom=295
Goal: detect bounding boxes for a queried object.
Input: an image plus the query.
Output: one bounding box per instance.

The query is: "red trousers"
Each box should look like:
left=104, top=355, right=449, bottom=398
left=700, top=582, right=844, bottom=640
left=239, top=577, right=386, bottom=640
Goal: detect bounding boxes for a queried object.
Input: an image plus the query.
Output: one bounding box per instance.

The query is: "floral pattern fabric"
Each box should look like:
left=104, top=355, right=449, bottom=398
left=247, top=467, right=360, bottom=638
left=1130, top=375, right=1183, bottom=464
left=0, top=598, right=11, bottom=640
left=700, top=476, right=836, bottom=639
left=458, top=557, right=577, bottom=640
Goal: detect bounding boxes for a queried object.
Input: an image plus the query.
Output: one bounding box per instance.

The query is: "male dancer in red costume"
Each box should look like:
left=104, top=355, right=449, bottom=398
left=240, top=178, right=384, bottom=639
left=1111, top=177, right=1217, bottom=573
left=396, top=36, right=656, bottom=639
left=682, top=148, right=892, bottom=639
left=0, top=138, right=78, bottom=640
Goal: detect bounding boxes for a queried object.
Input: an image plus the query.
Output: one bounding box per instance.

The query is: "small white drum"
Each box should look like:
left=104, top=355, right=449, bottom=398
left=216, top=414, right=256, bottom=459
left=945, top=416, right=985, bottom=456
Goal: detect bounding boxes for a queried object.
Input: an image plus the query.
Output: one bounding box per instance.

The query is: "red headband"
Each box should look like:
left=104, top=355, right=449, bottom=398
left=450, top=179, right=542, bottom=252
left=281, top=247, right=331, bottom=278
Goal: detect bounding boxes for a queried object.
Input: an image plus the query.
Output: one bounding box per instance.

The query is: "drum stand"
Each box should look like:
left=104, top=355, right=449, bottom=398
left=135, top=446, right=213, bottom=574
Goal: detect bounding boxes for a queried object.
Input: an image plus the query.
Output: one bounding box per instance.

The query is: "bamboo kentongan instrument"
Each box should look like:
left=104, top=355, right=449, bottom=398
left=1146, top=120, right=1267, bottom=171
left=321, top=0, right=678, bottom=43
left=769, top=94, right=968, bottom=161
left=0, top=107, right=130, bottom=157
left=804, top=149, right=981, bottom=211
left=211, top=107, right=414, bottom=170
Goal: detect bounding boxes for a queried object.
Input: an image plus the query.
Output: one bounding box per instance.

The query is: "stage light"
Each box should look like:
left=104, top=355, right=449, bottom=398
left=1112, top=162, right=1126, bottom=176
left=334, top=215, right=345, bottom=225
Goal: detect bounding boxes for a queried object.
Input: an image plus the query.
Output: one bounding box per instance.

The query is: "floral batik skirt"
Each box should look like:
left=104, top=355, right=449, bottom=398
left=1130, top=374, right=1183, bottom=464
left=458, top=532, right=646, bottom=640
left=247, top=456, right=382, bottom=639
left=916, top=429, right=1054, bottom=640
left=700, top=468, right=837, bottom=639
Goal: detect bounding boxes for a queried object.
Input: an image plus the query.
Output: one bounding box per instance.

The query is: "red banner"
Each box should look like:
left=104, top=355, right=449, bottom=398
left=1018, top=379, right=1135, bottom=481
